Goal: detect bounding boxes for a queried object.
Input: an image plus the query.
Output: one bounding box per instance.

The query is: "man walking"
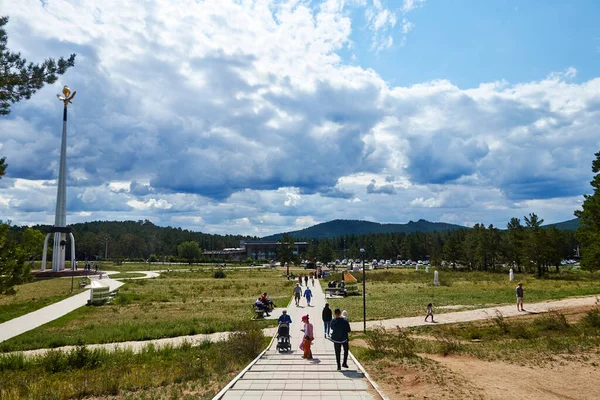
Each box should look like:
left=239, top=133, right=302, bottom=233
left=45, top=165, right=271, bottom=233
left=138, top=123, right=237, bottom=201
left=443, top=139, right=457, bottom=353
left=322, top=303, right=333, bottom=337
left=293, top=283, right=302, bottom=306
left=330, top=308, right=351, bottom=371
left=516, top=282, right=525, bottom=311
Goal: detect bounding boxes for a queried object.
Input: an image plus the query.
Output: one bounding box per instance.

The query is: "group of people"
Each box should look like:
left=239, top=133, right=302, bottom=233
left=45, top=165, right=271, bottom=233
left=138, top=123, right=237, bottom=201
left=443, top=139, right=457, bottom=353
left=254, top=292, right=275, bottom=316
left=296, top=273, right=316, bottom=287
left=293, top=283, right=313, bottom=306
left=285, top=304, right=351, bottom=370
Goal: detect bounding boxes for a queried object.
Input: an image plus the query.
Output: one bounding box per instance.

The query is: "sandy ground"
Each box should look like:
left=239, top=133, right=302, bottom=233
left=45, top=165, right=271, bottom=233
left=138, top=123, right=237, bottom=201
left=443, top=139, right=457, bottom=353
left=359, top=305, right=600, bottom=400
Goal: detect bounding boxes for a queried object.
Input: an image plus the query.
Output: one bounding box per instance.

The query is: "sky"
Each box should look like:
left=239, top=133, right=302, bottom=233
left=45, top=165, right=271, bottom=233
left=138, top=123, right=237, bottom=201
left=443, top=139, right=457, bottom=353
left=0, top=0, right=599, bottom=237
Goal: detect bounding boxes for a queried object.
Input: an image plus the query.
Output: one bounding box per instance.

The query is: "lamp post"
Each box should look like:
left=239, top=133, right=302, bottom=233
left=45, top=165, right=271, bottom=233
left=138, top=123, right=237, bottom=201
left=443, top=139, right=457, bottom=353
left=360, top=247, right=366, bottom=333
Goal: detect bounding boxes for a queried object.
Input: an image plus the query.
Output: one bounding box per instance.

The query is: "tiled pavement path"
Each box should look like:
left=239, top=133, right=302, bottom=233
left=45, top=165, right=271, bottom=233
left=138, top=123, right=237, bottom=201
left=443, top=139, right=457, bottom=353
left=218, top=279, right=381, bottom=400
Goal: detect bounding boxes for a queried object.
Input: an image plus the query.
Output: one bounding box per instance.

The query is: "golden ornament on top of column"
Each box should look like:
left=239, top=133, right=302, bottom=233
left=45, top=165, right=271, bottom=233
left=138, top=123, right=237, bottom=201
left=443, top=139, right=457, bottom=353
left=56, top=85, right=76, bottom=107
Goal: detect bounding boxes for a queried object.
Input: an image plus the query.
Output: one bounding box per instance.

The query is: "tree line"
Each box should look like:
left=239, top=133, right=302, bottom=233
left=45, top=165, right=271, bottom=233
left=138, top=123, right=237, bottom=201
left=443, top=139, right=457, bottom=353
left=277, top=213, right=579, bottom=277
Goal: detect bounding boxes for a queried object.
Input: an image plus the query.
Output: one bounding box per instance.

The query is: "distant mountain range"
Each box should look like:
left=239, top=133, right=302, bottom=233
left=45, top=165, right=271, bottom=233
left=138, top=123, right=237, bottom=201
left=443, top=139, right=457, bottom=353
left=262, top=219, right=466, bottom=240
left=262, top=217, right=581, bottom=240
left=543, top=217, right=580, bottom=231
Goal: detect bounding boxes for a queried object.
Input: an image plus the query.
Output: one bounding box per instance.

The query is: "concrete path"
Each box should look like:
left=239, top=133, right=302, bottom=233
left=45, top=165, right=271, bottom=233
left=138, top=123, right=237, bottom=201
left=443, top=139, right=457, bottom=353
left=0, top=275, right=124, bottom=343
left=106, top=270, right=161, bottom=280
left=218, top=279, right=381, bottom=400
left=349, top=295, right=600, bottom=332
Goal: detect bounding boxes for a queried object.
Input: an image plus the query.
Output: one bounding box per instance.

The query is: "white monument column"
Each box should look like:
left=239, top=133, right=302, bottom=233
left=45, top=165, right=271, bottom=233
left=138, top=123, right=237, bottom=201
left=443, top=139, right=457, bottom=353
left=42, top=86, right=76, bottom=272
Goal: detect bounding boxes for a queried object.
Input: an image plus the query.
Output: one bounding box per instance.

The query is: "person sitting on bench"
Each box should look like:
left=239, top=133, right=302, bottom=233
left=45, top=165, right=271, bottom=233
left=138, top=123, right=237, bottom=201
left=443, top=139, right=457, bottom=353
left=338, top=280, right=346, bottom=290
left=260, top=292, right=275, bottom=311
left=255, top=298, right=270, bottom=316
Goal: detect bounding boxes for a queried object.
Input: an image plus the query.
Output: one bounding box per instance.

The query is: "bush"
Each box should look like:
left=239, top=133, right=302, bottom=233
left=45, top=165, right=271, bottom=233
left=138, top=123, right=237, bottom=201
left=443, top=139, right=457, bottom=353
left=364, top=325, right=416, bottom=358
left=534, top=310, right=569, bottom=331
left=434, top=332, right=461, bottom=356
left=226, top=327, right=264, bottom=360
left=214, top=269, right=226, bottom=279
left=364, top=326, right=388, bottom=356
left=492, top=310, right=510, bottom=334
left=581, top=308, right=600, bottom=328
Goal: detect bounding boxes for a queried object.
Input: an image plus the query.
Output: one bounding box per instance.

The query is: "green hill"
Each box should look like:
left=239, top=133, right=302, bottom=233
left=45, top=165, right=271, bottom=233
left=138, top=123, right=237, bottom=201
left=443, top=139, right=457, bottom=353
left=543, top=217, right=580, bottom=231
left=262, top=219, right=466, bottom=240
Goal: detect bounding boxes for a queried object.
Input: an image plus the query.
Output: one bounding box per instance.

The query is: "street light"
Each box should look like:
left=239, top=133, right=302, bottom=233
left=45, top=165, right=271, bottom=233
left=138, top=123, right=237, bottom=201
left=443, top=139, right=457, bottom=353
left=360, top=247, right=366, bottom=333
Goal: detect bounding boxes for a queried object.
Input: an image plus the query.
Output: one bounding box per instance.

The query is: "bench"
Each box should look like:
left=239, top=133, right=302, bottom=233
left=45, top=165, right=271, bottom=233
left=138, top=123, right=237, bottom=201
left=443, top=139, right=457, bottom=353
left=253, top=306, right=265, bottom=319
left=325, top=287, right=346, bottom=298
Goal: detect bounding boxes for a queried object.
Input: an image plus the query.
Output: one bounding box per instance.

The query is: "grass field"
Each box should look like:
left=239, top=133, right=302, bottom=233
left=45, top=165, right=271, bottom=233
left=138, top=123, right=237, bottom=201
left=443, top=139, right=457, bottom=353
left=0, top=268, right=292, bottom=352
left=324, top=269, right=600, bottom=321
left=353, top=305, right=600, bottom=363
left=0, top=279, right=85, bottom=323
left=0, top=329, right=268, bottom=400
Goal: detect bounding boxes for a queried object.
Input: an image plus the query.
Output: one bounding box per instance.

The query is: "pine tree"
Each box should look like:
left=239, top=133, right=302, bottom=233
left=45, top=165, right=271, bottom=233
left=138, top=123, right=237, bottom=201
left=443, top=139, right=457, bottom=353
left=575, top=151, right=600, bottom=272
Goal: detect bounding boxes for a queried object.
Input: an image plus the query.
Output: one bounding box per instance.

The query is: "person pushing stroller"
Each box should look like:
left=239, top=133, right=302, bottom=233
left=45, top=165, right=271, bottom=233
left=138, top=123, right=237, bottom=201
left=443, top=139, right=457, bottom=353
left=276, top=309, right=292, bottom=352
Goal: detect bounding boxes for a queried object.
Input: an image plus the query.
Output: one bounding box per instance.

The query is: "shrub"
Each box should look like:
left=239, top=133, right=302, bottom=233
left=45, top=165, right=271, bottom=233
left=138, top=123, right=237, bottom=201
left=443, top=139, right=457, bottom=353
left=389, top=326, right=416, bottom=357
left=364, top=325, right=416, bottom=358
left=581, top=308, right=600, bottom=328
left=492, top=310, right=510, bottom=334
left=534, top=310, right=569, bottom=331
left=365, top=325, right=388, bottom=356
left=214, top=269, right=226, bottom=279
left=226, top=327, right=264, bottom=360
left=434, top=333, right=461, bottom=356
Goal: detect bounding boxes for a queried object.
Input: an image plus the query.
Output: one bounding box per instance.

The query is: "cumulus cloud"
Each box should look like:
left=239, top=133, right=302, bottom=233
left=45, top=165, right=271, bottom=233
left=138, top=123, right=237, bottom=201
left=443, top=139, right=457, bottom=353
left=0, top=0, right=597, bottom=236
left=366, top=179, right=396, bottom=194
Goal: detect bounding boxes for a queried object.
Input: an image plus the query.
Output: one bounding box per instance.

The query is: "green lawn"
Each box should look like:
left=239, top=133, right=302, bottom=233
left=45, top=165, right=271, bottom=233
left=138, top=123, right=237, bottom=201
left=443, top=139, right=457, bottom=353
left=323, top=269, right=600, bottom=322
left=0, top=279, right=85, bottom=323
left=0, top=268, right=292, bottom=352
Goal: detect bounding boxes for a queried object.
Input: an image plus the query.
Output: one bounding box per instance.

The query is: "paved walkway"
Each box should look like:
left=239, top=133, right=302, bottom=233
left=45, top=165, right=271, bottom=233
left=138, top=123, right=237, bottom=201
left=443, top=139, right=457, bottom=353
left=0, top=275, right=124, bottom=343
left=218, top=279, right=380, bottom=400
left=349, top=295, right=600, bottom=332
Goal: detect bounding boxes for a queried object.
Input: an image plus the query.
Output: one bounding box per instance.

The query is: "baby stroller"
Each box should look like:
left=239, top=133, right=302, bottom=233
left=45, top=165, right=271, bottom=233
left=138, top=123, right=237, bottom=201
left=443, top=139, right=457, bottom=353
left=276, top=322, right=291, bottom=352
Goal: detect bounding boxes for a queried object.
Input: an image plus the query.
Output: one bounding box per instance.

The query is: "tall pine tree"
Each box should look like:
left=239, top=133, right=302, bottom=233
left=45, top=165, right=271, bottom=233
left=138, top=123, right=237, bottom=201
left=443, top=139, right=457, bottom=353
left=575, top=152, right=600, bottom=272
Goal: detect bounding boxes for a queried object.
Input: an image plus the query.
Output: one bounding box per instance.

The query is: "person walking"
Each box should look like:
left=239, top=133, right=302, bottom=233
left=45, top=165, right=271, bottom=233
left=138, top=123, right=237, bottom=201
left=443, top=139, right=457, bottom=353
left=304, top=275, right=309, bottom=286
left=304, top=286, right=313, bottom=307
left=298, top=275, right=303, bottom=286
left=293, top=283, right=302, bottom=306
left=330, top=308, right=351, bottom=370
left=278, top=309, right=292, bottom=324
left=341, top=310, right=348, bottom=320
left=310, top=276, right=315, bottom=286
left=424, top=303, right=435, bottom=322
left=322, top=303, right=333, bottom=337
left=516, top=282, right=525, bottom=311
left=300, top=315, right=314, bottom=359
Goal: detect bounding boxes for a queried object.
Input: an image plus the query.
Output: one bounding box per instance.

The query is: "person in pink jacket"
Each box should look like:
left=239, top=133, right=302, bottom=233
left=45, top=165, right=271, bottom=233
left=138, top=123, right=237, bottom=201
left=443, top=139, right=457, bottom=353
left=300, top=314, right=314, bottom=359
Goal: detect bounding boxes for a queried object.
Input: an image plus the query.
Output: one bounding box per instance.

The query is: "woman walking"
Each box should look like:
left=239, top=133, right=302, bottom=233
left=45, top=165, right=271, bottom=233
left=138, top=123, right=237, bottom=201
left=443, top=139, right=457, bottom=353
left=300, top=315, right=314, bottom=359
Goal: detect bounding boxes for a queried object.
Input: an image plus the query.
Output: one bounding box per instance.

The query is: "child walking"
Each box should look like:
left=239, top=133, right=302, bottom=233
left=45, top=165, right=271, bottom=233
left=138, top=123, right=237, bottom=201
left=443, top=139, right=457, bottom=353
left=425, top=303, right=434, bottom=322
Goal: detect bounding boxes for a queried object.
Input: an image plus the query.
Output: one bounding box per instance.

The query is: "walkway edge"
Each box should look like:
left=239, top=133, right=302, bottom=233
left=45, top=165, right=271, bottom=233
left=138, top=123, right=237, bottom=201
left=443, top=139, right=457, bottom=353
left=213, top=334, right=277, bottom=400
left=348, top=350, right=389, bottom=400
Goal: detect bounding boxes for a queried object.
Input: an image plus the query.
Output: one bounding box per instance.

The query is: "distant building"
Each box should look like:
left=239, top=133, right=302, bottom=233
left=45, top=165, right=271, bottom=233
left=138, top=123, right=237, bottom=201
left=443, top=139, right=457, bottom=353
left=240, top=240, right=309, bottom=260
left=203, top=248, right=246, bottom=260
